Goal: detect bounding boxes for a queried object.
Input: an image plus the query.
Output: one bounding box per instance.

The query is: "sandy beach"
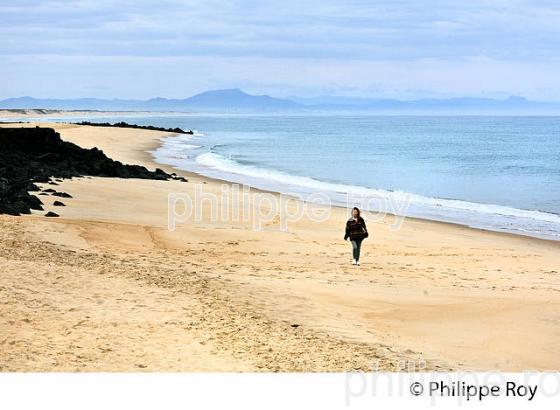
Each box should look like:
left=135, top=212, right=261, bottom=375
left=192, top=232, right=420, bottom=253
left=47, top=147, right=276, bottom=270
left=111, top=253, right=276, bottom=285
left=1, top=122, right=559, bottom=372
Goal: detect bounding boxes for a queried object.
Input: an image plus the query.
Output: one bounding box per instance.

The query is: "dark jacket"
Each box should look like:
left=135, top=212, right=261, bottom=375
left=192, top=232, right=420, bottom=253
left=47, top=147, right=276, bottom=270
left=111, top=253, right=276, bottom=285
left=345, top=217, right=368, bottom=241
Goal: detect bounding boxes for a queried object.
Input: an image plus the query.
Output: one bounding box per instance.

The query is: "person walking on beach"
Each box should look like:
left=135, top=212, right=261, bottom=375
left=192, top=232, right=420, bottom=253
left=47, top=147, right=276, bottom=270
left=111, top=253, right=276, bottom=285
left=344, top=207, right=368, bottom=265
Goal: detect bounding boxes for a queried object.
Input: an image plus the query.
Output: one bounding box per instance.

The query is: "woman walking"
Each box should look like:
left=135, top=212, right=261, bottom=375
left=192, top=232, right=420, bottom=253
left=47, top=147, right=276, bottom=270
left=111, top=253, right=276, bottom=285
left=344, top=207, right=368, bottom=265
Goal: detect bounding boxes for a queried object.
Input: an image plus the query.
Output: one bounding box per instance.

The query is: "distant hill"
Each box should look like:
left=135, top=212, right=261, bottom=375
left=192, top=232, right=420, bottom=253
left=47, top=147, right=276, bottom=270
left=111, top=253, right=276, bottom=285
left=0, top=89, right=302, bottom=113
left=1, top=90, right=560, bottom=114
left=291, top=95, right=560, bottom=114
left=182, top=89, right=300, bottom=111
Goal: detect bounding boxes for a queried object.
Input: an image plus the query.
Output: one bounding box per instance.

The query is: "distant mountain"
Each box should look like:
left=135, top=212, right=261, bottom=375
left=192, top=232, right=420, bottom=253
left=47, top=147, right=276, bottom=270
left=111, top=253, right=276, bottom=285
left=1, top=90, right=560, bottom=114
left=288, top=95, right=382, bottom=106
left=183, top=89, right=300, bottom=111
left=0, top=89, right=302, bottom=113
left=291, top=95, right=560, bottom=114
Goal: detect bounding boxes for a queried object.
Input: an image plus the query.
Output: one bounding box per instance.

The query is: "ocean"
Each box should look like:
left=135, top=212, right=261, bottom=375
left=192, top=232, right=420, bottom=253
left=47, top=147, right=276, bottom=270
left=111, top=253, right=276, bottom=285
left=17, top=114, right=560, bottom=240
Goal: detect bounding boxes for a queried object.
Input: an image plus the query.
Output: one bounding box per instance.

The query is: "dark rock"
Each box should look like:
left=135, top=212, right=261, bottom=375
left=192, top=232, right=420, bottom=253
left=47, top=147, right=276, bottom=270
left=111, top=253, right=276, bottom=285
left=53, top=201, right=65, bottom=207
left=0, top=177, right=8, bottom=192
left=28, top=195, right=44, bottom=211
left=74, top=121, right=194, bottom=134
left=33, top=175, right=51, bottom=183
left=12, top=201, right=31, bottom=215
left=45, top=211, right=59, bottom=217
left=0, top=127, right=174, bottom=215
left=52, top=192, right=72, bottom=198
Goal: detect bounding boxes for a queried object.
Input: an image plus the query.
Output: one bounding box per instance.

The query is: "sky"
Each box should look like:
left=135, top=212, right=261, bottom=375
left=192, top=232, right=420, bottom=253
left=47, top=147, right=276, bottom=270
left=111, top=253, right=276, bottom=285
left=1, top=0, right=560, bottom=100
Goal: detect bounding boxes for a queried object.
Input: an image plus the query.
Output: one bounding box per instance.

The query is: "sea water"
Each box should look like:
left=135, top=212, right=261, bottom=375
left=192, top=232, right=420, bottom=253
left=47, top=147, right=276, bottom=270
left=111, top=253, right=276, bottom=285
left=18, top=114, right=560, bottom=240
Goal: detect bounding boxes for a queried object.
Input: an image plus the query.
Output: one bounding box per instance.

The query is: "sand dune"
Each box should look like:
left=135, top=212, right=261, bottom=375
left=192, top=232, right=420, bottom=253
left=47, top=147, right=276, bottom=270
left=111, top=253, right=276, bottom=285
left=1, top=122, right=559, bottom=371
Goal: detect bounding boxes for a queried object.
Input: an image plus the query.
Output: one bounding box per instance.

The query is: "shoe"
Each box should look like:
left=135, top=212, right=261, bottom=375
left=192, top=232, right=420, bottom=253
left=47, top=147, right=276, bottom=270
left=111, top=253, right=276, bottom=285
left=356, top=260, right=360, bottom=266
left=352, top=259, right=357, bottom=265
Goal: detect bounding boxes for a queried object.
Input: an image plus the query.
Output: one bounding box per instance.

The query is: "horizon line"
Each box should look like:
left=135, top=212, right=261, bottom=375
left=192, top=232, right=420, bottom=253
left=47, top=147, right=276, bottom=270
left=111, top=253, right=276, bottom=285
left=0, top=90, right=558, bottom=104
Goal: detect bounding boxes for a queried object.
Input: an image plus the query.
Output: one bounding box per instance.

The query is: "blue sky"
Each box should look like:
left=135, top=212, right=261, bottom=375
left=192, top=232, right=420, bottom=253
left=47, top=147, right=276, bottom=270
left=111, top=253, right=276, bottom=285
left=1, top=0, right=560, bottom=99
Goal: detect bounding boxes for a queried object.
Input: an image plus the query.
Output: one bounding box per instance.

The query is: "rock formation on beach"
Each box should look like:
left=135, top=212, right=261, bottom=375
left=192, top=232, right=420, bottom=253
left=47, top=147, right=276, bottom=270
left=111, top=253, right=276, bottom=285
left=0, top=126, right=181, bottom=216
left=75, top=121, right=193, bottom=134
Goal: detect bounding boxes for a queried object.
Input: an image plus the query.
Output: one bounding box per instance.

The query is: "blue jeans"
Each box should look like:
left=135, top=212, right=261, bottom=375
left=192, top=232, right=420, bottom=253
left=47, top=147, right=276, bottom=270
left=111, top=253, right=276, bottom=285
left=351, top=239, right=363, bottom=261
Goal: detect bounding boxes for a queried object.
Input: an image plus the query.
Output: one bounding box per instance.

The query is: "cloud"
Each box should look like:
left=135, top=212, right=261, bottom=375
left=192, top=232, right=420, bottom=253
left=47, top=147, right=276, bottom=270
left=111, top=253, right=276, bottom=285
left=3, top=54, right=560, bottom=100
left=2, top=0, right=559, bottom=60
left=1, top=0, right=559, bottom=98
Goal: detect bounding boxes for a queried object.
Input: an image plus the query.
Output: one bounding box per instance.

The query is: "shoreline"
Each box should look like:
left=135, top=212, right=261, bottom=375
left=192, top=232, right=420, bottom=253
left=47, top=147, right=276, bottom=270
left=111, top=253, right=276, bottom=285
left=7, top=118, right=558, bottom=245
left=3, top=115, right=559, bottom=243
left=152, top=131, right=560, bottom=244
left=1, top=122, right=559, bottom=371
left=0, top=109, right=186, bottom=119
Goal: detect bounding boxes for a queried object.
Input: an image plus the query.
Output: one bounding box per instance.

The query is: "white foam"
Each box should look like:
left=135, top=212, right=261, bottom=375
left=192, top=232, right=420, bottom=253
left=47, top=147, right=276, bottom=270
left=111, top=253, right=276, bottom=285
left=194, top=152, right=560, bottom=240
left=154, top=139, right=560, bottom=241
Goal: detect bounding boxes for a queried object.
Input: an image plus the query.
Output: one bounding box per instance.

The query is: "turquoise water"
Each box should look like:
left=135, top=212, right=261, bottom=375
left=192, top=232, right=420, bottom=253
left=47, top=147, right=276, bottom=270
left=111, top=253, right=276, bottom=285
left=17, top=114, right=560, bottom=239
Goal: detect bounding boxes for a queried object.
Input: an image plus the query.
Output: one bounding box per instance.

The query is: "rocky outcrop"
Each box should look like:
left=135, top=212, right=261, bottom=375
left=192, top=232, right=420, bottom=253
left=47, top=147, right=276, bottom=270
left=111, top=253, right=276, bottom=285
left=0, top=127, right=182, bottom=216
left=75, top=121, right=193, bottom=134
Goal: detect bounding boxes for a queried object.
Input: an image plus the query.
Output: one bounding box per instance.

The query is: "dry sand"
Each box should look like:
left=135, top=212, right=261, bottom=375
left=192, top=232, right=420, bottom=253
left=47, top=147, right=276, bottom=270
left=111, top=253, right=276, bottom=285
left=1, top=122, right=559, bottom=372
